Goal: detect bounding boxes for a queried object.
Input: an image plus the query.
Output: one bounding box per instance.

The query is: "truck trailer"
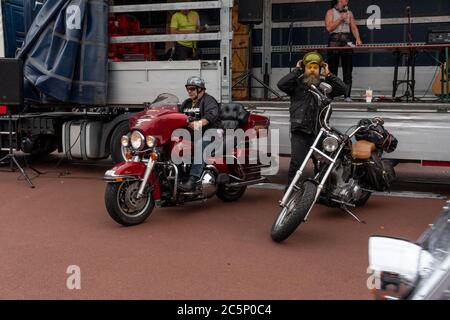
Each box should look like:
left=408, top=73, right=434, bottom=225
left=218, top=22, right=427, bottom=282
left=0, top=0, right=233, bottom=164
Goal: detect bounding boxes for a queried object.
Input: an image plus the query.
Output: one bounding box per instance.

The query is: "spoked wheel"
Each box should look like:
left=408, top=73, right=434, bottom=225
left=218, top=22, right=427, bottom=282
left=105, top=180, right=154, bottom=226
left=216, top=185, right=247, bottom=202
left=271, top=181, right=318, bottom=243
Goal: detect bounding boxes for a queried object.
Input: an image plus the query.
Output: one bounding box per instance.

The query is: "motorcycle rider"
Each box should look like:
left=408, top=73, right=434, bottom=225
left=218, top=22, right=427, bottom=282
left=277, top=51, right=346, bottom=185
left=178, top=76, right=221, bottom=192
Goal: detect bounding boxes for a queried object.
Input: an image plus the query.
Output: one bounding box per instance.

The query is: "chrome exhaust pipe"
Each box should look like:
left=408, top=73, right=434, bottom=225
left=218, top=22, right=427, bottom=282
left=225, top=177, right=267, bottom=188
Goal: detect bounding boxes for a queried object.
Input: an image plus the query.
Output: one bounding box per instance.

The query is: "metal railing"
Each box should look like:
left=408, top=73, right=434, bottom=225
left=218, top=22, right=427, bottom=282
left=109, top=0, right=234, bottom=103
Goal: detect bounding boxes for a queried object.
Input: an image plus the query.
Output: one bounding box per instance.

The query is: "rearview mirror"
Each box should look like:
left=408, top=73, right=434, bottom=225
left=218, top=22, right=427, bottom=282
left=319, top=82, right=332, bottom=95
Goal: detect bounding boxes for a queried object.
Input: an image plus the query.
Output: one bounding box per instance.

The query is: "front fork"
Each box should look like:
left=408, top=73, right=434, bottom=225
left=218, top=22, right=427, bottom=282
left=137, top=159, right=155, bottom=199
left=280, top=129, right=345, bottom=221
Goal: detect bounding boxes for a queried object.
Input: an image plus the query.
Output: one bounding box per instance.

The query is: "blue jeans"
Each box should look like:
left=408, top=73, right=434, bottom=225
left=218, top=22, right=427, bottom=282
left=190, top=138, right=212, bottom=178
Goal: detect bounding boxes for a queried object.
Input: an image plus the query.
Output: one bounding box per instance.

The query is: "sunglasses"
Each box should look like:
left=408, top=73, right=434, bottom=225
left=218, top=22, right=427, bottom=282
left=186, top=87, right=197, bottom=92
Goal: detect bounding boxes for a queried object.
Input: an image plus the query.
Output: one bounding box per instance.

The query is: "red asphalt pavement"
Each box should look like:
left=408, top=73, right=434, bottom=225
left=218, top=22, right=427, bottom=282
left=0, top=157, right=449, bottom=300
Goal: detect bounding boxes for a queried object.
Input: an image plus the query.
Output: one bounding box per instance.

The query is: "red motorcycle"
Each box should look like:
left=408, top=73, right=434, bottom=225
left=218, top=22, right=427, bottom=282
left=104, top=94, right=271, bottom=226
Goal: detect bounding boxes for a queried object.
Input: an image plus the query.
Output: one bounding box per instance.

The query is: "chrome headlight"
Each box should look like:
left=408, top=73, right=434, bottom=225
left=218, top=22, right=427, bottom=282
left=121, top=135, right=130, bottom=147
left=146, top=136, right=156, bottom=148
left=130, top=131, right=145, bottom=150
left=323, top=136, right=339, bottom=153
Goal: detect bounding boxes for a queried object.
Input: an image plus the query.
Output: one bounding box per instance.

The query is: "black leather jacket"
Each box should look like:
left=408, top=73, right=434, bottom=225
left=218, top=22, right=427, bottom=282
left=179, top=93, right=221, bottom=131
left=277, top=68, right=346, bottom=134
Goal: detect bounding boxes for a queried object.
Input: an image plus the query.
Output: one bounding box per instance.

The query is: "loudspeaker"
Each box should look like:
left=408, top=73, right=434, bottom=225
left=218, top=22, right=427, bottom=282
left=0, top=58, right=24, bottom=106
left=238, top=0, right=263, bottom=25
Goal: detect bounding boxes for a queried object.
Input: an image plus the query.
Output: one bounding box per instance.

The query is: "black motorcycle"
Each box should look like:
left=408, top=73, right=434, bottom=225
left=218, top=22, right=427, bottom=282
left=271, top=82, right=398, bottom=242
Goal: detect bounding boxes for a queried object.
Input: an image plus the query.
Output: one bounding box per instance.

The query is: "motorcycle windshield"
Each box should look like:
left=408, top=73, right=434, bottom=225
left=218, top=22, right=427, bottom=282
left=149, top=93, right=180, bottom=109
left=16, top=0, right=109, bottom=106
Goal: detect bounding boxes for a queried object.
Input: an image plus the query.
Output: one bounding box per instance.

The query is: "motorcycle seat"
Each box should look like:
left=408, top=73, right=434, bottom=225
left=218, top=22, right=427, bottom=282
left=219, top=103, right=250, bottom=130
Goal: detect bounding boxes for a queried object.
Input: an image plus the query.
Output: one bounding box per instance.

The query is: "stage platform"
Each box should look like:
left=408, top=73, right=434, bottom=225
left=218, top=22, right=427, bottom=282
left=239, top=100, right=450, bottom=162
left=240, top=100, right=450, bottom=112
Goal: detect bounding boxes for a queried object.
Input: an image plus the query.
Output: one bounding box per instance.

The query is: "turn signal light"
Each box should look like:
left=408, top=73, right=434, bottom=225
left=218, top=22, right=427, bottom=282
left=150, top=152, right=159, bottom=161
left=254, top=125, right=268, bottom=131
left=125, top=150, right=133, bottom=161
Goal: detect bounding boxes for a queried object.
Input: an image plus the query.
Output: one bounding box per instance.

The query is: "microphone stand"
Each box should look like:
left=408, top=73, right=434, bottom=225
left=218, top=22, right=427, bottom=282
left=394, top=6, right=416, bottom=102
left=406, top=7, right=412, bottom=45
left=0, top=106, right=36, bottom=188
left=288, top=21, right=294, bottom=72
left=405, top=6, right=415, bottom=102
left=232, top=24, right=283, bottom=100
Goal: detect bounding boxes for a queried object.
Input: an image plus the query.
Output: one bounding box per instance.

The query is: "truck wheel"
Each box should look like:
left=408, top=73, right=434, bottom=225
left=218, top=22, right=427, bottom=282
left=0, top=151, right=7, bottom=166
left=31, top=140, right=57, bottom=159
left=110, top=121, right=130, bottom=164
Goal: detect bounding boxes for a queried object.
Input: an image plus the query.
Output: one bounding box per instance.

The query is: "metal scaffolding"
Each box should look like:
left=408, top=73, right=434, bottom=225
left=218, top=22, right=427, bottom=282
left=110, top=0, right=234, bottom=103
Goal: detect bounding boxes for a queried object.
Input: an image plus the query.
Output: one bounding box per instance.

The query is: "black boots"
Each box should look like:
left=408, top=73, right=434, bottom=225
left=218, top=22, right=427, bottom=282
left=179, top=176, right=199, bottom=192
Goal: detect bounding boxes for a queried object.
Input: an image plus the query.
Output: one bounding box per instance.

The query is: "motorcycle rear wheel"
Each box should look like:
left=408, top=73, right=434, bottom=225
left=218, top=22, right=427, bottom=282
left=271, top=181, right=317, bottom=243
left=354, top=191, right=372, bottom=207
left=216, top=185, right=247, bottom=202
left=105, top=181, right=154, bottom=226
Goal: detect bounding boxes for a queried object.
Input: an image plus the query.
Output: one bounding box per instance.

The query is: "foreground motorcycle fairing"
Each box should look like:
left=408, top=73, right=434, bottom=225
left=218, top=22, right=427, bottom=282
left=104, top=94, right=271, bottom=226
left=368, top=203, right=450, bottom=300
left=271, top=83, right=398, bottom=242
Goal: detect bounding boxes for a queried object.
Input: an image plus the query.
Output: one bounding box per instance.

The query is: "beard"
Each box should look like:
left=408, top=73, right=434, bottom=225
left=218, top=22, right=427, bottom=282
left=302, top=74, right=321, bottom=87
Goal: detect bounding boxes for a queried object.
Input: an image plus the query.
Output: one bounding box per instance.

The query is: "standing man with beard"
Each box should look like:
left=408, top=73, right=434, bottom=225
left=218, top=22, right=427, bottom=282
left=277, top=52, right=346, bottom=185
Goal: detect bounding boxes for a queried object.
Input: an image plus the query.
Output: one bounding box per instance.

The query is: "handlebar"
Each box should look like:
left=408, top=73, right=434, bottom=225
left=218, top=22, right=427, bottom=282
left=373, top=116, right=385, bottom=126
left=359, top=117, right=384, bottom=130
left=309, top=85, right=333, bottom=132
left=347, top=117, right=385, bottom=139
left=308, top=84, right=385, bottom=139
left=310, top=84, right=332, bottom=106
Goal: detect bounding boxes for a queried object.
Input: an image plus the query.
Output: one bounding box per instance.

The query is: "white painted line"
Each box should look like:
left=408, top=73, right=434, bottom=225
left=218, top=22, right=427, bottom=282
left=373, top=191, right=447, bottom=200
left=249, top=183, right=447, bottom=200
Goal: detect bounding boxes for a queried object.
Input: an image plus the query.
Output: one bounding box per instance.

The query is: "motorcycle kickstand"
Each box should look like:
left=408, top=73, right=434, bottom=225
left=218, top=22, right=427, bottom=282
left=341, top=205, right=366, bottom=224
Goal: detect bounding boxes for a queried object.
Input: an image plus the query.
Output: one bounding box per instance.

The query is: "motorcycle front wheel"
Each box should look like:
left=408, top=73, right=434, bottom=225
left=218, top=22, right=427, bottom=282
left=271, top=181, right=318, bottom=243
left=105, top=181, right=154, bottom=226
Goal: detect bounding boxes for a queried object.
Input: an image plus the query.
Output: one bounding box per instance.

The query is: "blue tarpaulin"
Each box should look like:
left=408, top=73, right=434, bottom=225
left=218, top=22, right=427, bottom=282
left=16, top=0, right=109, bottom=105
